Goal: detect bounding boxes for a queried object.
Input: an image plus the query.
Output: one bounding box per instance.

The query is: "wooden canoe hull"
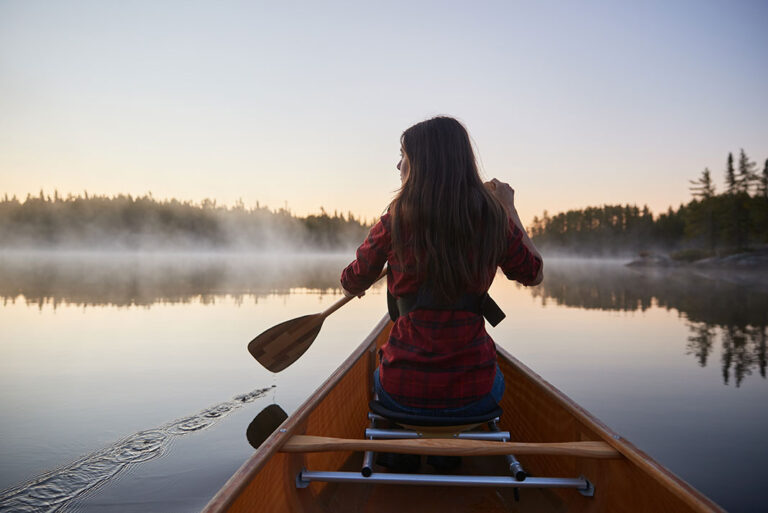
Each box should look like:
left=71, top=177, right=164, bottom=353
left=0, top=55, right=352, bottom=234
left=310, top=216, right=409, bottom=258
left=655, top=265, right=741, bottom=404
left=203, top=315, right=724, bottom=513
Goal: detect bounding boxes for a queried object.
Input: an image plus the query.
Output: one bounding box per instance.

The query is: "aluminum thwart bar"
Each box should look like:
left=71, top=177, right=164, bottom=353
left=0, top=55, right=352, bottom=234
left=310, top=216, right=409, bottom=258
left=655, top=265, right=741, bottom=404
left=365, top=428, right=510, bottom=441
left=298, top=470, right=590, bottom=490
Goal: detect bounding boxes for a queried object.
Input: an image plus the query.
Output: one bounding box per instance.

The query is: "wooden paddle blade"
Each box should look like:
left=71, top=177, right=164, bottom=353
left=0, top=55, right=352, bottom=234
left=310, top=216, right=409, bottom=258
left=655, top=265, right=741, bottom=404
left=248, top=314, right=325, bottom=372
left=246, top=404, right=288, bottom=450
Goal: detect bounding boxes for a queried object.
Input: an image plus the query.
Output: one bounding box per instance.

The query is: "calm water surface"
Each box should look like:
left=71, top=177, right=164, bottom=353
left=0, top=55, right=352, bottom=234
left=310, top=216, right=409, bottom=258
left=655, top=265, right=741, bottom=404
left=0, top=253, right=766, bottom=512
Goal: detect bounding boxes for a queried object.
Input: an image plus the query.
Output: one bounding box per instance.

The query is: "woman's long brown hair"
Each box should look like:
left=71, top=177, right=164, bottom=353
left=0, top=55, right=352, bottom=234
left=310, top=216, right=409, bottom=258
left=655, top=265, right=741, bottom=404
left=391, top=116, right=508, bottom=303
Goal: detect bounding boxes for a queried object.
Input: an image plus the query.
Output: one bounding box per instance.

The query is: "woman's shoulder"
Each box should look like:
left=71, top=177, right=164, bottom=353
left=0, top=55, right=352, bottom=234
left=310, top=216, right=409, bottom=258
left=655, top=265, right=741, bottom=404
left=379, top=211, right=392, bottom=230
left=364, top=212, right=393, bottom=242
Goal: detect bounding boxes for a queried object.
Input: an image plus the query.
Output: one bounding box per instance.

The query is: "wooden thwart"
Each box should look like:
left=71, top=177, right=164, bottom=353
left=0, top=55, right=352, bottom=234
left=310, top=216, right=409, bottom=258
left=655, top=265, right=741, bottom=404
left=281, top=435, right=622, bottom=459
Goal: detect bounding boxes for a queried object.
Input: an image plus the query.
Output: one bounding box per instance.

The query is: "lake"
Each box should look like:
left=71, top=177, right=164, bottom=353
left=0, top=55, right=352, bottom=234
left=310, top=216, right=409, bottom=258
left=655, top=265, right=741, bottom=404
left=0, top=253, right=766, bottom=512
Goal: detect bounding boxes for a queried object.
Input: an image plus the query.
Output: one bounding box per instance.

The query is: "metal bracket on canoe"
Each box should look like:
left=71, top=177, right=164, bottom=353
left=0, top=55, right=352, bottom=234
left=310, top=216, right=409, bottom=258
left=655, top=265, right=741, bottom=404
left=296, top=468, right=310, bottom=489
left=578, top=475, right=595, bottom=497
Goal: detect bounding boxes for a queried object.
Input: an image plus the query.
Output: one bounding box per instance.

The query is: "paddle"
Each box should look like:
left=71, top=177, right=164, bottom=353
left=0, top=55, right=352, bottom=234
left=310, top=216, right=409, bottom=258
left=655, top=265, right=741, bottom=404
left=248, top=267, right=388, bottom=372
left=246, top=403, right=289, bottom=449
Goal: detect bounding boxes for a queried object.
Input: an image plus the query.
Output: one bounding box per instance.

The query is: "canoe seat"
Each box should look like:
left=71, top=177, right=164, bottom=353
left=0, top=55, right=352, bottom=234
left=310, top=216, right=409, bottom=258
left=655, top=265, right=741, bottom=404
left=368, top=400, right=502, bottom=436
left=369, top=400, right=502, bottom=427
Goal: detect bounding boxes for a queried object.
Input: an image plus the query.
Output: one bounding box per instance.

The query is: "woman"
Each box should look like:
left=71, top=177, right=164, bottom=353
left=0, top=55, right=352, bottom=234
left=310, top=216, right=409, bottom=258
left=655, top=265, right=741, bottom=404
left=340, top=116, right=542, bottom=417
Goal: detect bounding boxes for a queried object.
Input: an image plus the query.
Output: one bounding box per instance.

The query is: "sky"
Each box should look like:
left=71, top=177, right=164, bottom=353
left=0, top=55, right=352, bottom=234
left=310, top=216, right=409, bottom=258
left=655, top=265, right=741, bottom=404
left=1, top=0, right=767, bottom=225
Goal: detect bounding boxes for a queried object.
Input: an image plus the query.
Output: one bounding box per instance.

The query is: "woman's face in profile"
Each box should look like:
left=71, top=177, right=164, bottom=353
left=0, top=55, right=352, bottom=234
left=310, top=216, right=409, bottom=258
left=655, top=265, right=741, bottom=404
left=397, top=147, right=410, bottom=184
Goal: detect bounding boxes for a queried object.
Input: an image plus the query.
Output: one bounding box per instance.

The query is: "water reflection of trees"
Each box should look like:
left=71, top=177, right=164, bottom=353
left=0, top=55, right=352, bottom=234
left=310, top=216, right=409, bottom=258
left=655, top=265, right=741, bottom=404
left=0, top=253, right=353, bottom=308
left=529, top=261, right=768, bottom=387
left=686, top=322, right=715, bottom=367
left=685, top=324, right=767, bottom=387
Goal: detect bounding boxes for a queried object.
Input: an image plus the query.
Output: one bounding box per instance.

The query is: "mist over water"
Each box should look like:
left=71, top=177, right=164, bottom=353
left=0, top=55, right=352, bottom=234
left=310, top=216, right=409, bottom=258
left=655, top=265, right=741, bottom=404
left=0, top=194, right=373, bottom=252
left=0, top=251, right=354, bottom=308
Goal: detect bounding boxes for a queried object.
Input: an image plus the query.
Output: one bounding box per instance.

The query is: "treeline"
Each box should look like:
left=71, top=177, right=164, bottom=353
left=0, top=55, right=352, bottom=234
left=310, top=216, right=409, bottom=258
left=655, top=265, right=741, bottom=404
left=530, top=149, right=768, bottom=256
left=0, top=192, right=373, bottom=251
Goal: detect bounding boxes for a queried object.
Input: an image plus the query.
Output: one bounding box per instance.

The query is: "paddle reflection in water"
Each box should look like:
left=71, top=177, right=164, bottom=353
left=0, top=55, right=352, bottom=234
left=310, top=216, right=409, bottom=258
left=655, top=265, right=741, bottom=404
left=246, top=404, right=289, bottom=450
left=528, top=260, right=768, bottom=387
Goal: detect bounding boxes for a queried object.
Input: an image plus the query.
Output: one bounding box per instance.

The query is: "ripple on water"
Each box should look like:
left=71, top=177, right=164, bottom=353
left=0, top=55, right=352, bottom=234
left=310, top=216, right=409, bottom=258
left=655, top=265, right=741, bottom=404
left=0, top=386, right=274, bottom=512
left=109, top=430, right=168, bottom=464
left=202, top=404, right=234, bottom=418
left=166, top=416, right=212, bottom=434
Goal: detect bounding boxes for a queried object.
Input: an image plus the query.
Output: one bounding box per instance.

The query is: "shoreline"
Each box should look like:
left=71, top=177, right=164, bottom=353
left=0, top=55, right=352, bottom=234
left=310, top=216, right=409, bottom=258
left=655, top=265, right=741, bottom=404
left=626, top=247, right=768, bottom=269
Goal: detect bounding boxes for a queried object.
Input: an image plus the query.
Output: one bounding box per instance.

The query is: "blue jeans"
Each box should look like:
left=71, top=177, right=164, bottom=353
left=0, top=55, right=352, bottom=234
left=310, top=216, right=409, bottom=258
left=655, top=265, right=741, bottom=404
left=374, top=365, right=505, bottom=417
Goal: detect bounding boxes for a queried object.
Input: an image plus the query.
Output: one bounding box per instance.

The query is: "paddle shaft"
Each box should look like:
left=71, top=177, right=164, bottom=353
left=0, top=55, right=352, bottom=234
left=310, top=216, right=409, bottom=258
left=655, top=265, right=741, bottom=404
left=320, top=267, right=388, bottom=318
left=281, top=266, right=388, bottom=342
left=281, top=435, right=622, bottom=459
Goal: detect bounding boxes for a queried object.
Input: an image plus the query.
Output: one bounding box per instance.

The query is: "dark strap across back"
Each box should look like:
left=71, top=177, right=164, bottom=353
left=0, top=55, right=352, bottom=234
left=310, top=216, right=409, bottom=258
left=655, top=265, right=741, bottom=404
left=369, top=400, right=502, bottom=427
left=387, top=287, right=506, bottom=327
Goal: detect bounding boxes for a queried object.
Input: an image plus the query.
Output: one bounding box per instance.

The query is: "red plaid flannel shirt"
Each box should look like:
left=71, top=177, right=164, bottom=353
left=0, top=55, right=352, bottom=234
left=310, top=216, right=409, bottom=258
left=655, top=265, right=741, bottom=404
left=341, top=212, right=542, bottom=409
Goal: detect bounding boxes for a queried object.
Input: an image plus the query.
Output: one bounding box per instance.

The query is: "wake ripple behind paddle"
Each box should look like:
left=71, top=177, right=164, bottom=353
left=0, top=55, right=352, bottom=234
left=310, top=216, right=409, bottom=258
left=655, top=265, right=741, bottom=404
left=0, top=387, right=273, bottom=512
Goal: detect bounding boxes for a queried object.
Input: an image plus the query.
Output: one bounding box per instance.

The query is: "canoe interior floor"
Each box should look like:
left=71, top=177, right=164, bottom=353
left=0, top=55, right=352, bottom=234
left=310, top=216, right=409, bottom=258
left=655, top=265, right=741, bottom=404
left=312, top=453, right=568, bottom=513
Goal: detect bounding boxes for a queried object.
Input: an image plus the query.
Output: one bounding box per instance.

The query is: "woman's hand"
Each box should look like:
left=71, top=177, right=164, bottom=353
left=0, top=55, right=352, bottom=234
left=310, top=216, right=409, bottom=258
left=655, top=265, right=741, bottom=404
left=484, top=178, right=516, bottom=213
left=485, top=178, right=543, bottom=285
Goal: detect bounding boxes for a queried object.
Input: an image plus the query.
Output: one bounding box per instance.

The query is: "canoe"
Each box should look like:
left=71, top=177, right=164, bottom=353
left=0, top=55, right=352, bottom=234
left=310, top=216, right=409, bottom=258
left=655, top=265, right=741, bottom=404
left=203, top=314, right=725, bottom=513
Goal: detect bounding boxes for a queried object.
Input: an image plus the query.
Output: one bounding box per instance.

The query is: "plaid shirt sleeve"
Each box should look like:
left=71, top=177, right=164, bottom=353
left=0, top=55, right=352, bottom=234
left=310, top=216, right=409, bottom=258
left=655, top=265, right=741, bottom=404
left=499, top=219, right=542, bottom=286
left=340, top=214, right=391, bottom=295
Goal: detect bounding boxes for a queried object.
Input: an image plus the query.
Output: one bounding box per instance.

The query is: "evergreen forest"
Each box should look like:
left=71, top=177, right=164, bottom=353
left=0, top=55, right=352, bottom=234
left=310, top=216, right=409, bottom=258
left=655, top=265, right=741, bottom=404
left=529, top=150, right=768, bottom=257
left=0, top=192, right=372, bottom=251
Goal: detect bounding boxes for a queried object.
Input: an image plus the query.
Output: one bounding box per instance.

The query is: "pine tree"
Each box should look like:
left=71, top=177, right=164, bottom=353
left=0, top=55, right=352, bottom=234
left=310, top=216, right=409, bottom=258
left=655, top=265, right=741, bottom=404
left=687, top=168, right=718, bottom=252
left=718, top=151, right=751, bottom=249
left=689, top=168, right=716, bottom=199
left=736, top=149, right=757, bottom=194
left=725, top=152, right=736, bottom=193
left=755, top=159, right=768, bottom=243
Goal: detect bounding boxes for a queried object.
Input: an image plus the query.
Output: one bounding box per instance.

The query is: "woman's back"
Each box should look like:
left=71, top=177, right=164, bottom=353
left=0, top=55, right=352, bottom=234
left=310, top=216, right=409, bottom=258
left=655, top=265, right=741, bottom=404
left=342, top=210, right=540, bottom=410
left=340, top=116, right=543, bottom=414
